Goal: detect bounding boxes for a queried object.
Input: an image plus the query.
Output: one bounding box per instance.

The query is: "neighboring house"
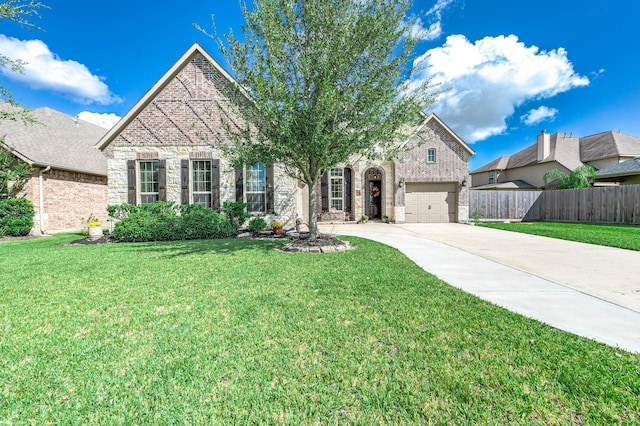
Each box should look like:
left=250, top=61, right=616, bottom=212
left=595, top=157, right=640, bottom=185
left=0, top=103, right=108, bottom=233
left=98, top=43, right=475, bottom=224
left=471, top=130, right=640, bottom=190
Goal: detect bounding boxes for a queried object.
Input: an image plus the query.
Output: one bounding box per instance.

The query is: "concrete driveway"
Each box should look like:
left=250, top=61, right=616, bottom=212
left=319, top=222, right=640, bottom=353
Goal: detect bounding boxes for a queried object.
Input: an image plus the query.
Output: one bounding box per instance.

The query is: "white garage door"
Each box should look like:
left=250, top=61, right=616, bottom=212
left=405, top=182, right=457, bottom=223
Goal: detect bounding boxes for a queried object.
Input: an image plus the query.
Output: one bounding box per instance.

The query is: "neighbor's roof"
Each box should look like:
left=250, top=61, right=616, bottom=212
left=470, top=131, right=640, bottom=175
left=471, top=180, right=537, bottom=190
left=0, top=103, right=108, bottom=175
left=97, top=42, right=239, bottom=151
left=596, top=157, right=640, bottom=178
left=580, top=131, right=640, bottom=162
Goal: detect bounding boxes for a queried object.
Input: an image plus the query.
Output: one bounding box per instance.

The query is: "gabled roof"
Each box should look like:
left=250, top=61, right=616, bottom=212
left=0, top=103, right=107, bottom=175
left=596, top=157, right=640, bottom=178
left=417, top=113, right=475, bottom=156
left=471, top=179, right=537, bottom=190
left=97, top=42, right=238, bottom=151
left=580, top=131, right=640, bottom=162
left=470, top=131, right=636, bottom=175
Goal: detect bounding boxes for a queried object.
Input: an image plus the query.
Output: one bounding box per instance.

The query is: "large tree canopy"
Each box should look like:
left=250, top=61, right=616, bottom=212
left=204, top=0, right=435, bottom=238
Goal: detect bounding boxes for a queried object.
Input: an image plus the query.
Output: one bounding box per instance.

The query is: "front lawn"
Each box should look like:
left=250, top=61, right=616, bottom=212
left=1, top=235, right=638, bottom=424
left=478, top=221, right=640, bottom=251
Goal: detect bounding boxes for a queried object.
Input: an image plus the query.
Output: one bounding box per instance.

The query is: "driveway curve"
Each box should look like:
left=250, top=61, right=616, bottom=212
left=319, top=222, right=640, bottom=353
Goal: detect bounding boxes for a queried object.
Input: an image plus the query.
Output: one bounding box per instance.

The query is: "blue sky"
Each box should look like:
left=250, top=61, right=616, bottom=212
left=2, top=0, right=639, bottom=169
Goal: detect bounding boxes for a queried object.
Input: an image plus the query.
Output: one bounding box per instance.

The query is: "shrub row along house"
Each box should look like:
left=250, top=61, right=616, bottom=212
left=0, top=103, right=108, bottom=233
left=470, top=129, right=640, bottom=190
left=98, top=43, right=475, bottom=226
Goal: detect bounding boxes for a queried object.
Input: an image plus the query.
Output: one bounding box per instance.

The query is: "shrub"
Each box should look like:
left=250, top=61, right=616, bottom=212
left=222, top=201, right=250, bottom=231
left=248, top=217, right=267, bottom=232
left=0, top=198, right=34, bottom=236
left=178, top=205, right=235, bottom=240
left=111, top=201, right=235, bottom=242
left=113, top=210, right=180, bottom=242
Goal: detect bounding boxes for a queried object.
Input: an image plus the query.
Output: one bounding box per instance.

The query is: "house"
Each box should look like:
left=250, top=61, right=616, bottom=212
left=595, top=157, right=640, bottom=185
left=0, top=103, right=108, bottom=233
left=471, top=130, right=640, bottom=190
left=98, top=43, right=475, bottom=224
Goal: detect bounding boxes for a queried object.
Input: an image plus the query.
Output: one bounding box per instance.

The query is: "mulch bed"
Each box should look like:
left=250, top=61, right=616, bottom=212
left=16, top=231, right=350, bottom=253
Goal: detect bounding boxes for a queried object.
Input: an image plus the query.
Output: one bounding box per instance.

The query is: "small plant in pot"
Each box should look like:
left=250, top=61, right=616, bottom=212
left=270, top=220, right=283, bottom=235
left=87, top=220, right=103, bottom=239
left=360, top=214, right=369, bottom=224
left=382, top=215, right=389, bottom=223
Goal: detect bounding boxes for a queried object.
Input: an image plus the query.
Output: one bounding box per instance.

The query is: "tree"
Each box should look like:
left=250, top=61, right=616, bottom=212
left=203, top=0, right=435, bottom=239
left=0, top=0, right=46, bottom=123
left=0, top=141, right=31, bottom=197
left=543, top=165, right=596, bottom=189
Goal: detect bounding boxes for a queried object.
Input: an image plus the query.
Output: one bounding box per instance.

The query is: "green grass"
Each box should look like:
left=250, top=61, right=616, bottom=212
left=1, top=234, right=639, bottom=424
left=478, top=221, right=640, bottom=251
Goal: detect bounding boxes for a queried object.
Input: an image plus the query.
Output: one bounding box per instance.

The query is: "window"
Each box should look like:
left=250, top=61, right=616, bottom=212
left=330, top=168, right=344, bottom=211
left=139, top=160, right=159, bottom=204
left=427, top=148, right=436, bottom=163
left=246, top=163, right=266, bottom=213
left=192, top=160, right=212, bottom=208
left=488, top=171, right=495, bottom=184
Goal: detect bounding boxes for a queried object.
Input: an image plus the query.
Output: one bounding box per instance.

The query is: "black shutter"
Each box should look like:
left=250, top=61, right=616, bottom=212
left=235, top=167, right=244, bottom=202
left=158, top=160, right=167, bottom=201
left=212, top=159, right=220, bottom=210
left=127, top=160, right=136, bottom=205
left=266, top=165, right=275, bottom=214
left=344, top=167, right=352, bottom=214
left=181, top=159, right=190, bottom=205
left=321, top=171, right=328, bottom=212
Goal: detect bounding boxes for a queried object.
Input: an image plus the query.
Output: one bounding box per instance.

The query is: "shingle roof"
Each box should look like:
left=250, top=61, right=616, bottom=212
left=472, top=131, right=640, bottom=176
left=596, top=157, right=640, bottom=178
left=580, top=131, right=640, bottom=162
left=0, top=103, right=107, bottom=175
left=471, top=179, right=537, bottom=190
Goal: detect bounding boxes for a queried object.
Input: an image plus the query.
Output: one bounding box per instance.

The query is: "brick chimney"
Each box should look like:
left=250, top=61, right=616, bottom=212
left=537, top=129, right=550, bottom=161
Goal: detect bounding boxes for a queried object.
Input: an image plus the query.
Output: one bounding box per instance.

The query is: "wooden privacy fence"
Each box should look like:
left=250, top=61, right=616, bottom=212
left=469, top=185, right=640, bottom=224
left=469, top=190, right=542, bottom=221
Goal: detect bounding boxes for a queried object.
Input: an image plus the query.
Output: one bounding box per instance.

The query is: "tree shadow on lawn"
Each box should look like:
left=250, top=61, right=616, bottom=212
left=110, top=236, right=286, bottom=259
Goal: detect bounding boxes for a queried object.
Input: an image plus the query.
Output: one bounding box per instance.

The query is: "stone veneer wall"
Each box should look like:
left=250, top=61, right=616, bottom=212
left=108, top=145, right=297, bottom=224
left=20, top=168, right=108, bottom=233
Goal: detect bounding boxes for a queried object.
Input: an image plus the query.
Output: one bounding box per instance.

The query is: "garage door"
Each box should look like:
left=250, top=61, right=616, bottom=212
left=405, top=182, right=457, bottom=223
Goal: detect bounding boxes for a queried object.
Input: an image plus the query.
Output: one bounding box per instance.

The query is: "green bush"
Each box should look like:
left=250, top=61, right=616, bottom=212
left=178, top=205, right=235, bottom=240
left=0, top=198, right=34, bottom=236
left=110, top=201, right=234, bottom=242
left=113, top=210, right=180, bottom=242
left=221, top=201, right=250, bottom=231
left=248, top=217, right=267, bottom=232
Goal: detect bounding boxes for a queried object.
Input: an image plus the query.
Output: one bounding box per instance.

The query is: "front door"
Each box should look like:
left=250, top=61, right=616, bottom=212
left=367, top=179, right=382, bottom=219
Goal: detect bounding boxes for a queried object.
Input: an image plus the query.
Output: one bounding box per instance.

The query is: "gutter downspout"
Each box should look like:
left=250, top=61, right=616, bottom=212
left=39, top=166, right=51, bottom=234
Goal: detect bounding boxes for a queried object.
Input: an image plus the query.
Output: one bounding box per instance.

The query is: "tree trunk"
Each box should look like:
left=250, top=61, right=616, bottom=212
left=308, top=181, right=318, bottom=241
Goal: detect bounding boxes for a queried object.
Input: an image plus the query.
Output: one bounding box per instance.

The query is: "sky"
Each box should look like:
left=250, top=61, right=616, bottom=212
left=1, top=0, right=639, bottom=170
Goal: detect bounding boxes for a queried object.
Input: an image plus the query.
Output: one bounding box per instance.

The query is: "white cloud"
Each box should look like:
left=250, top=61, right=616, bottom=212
left=0, top=35, right=122, bottom=105
left=409, top=0, right=455, bottom=41
left=521, top=105, right=558, bottom=125
left=413, top=34, right=590, bottom=142
left=410, top=18, right=442, bottom=41
left=77, top=111, right=121, bottom=129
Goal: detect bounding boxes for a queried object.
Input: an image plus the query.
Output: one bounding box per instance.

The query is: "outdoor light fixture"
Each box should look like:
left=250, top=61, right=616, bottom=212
left=399, top=178, right=405, bottom=188
left=461, top=178, right=467, bottom=187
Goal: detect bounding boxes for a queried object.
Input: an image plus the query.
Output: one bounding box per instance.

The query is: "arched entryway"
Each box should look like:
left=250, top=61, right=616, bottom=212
left=364, top=167, right=384, bottom=219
